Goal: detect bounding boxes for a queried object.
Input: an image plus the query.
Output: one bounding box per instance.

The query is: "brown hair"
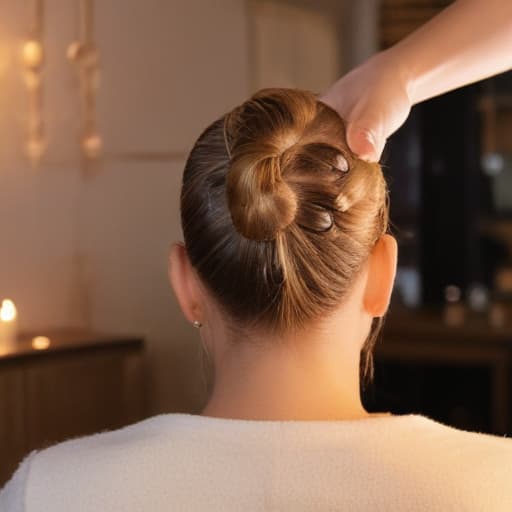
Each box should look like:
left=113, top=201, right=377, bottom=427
left=180, top=88, right=389, bottom=385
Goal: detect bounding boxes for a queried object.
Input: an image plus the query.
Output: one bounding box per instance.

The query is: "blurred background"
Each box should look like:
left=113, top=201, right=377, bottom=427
left=1, top=0, right=511, bottom=487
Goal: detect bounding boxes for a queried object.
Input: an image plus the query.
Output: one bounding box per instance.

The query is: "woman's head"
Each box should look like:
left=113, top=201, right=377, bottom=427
left=170, top=88, right=396, bottom=385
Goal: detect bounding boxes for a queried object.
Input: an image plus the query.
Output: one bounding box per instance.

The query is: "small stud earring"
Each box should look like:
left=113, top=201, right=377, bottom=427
left=192, top=320, right=202, bottom=329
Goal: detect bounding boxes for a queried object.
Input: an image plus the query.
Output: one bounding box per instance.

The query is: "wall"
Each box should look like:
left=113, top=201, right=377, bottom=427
left=0, top=0, right=376, bottom=415
left=0, top=0, right=252, bottom=413
left=84, top=0, right=252, bottom=413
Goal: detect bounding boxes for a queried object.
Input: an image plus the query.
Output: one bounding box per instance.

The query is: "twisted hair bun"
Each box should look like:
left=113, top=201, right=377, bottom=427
left=224, top=90, right=318, bottom=241
left=223, top=89, right=382, bottom=244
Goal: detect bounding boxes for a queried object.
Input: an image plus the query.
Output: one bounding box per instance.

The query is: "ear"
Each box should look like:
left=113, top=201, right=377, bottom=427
left=168, top=242, right=203, bottom=324
left=363, top=234, right=397, bottom=317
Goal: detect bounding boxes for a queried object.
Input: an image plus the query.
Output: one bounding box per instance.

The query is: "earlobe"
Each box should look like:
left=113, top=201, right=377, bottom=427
left=168, top=242, right=203, bottom=324
left=363, top=234, right=397, bottom=317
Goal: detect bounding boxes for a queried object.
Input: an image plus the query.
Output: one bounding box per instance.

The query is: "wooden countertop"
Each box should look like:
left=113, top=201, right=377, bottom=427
left=0, top=329, right=144, bottom=362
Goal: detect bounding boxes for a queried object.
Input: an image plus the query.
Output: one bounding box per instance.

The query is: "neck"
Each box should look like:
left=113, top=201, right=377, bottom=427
left=200, top=326, right=370, bottom=422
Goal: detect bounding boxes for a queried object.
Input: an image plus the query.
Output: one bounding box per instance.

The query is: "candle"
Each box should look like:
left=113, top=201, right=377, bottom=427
left=22, top=40, right=44, bottom=70
left=0, top=299, right=18, bottom=348
left=32, top=336, right=50, bottom=350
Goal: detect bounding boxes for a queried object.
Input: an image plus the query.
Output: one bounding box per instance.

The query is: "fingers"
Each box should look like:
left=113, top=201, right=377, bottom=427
left=319, top=92, right=386, bottom=162
left=346, top=124, right=382, bottom=162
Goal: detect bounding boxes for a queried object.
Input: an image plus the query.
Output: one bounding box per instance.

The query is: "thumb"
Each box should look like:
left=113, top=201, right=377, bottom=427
left=346, top=123, right=380, bottom=162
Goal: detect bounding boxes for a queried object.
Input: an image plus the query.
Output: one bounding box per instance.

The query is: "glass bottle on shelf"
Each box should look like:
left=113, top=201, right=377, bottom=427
left=443, top=285, right=465, bottom=326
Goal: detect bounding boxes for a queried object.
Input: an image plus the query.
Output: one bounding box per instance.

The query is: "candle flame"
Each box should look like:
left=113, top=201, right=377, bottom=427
left=0, top=299, right=17, bottom=322
left=22, top=39, right=44, bottom=69
left=32, top=336, right=50, bottom=350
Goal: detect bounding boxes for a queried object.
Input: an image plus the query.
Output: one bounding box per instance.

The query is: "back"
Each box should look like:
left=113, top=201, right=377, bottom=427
left=1, top=413, right=512, bottom=511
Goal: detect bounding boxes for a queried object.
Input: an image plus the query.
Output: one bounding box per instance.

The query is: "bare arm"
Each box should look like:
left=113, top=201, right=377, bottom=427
left=321, top=0, right=512, bottom=161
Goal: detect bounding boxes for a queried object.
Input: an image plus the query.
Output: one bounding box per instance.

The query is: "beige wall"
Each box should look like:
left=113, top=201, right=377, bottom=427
left=85, top=0, right=252, bottom=413
left=0, top=0, right=375, bottom=415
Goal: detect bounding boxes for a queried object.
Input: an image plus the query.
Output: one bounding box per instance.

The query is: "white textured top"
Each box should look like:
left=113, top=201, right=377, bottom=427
left=1, top=412, right=512, bottom=511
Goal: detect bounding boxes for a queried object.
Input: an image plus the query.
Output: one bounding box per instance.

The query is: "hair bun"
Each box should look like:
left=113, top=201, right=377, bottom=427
left=226, top=149, right=298, bottom=241
left=223, top=89, right=316, bottom=241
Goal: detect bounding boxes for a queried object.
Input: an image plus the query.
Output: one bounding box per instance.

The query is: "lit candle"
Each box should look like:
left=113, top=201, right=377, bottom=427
left=0, top=299, right=18, bottom=348
left=32, top=336, right=50, bottom=350
left=22, top=39, right=44, bottom=69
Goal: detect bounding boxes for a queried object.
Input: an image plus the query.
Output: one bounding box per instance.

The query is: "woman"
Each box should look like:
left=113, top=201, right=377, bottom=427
left=3, top=0, right=512, bottom=508
left=2, top=88, right=511, bottom=512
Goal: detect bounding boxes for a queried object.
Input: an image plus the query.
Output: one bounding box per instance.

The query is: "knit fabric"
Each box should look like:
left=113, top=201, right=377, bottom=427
left=1, top=412, right=512, bottom=511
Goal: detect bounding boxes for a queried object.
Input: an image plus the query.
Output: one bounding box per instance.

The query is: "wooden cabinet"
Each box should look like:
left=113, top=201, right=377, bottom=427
left=0, top=330, right=147, bottom=487
left=0, top=367, right=25, bottom=483
left=370, top=311, right=512, bottom=435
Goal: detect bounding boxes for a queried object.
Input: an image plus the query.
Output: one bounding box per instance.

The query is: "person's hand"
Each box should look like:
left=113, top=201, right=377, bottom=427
left=320, top=51, right=413, bottom=162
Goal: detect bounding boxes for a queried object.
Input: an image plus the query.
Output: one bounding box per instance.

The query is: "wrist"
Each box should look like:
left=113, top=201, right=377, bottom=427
left=377, top=47, right=419, bottom=106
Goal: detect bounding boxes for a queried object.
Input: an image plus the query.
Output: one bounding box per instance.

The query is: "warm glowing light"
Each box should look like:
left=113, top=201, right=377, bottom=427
left=22, top=40, right=44, bottom=69
left=82, top=133, right=103, bottom=159
left=0, top=299, right=18, bottom=346
left=67, top=41, right=82, bottom=62
left=0, top=299, right=17, bottom=322
left=32, top=336, right=51, bottom=350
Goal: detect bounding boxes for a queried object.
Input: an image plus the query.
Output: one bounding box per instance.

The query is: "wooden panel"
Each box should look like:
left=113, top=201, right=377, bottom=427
left=0, top=333, right=146, bottom=488
left=24, top=347, right=137, bottom=451
left=0, top=364, right=25, bottom=486
left=121, top=349, right=148, bottom=425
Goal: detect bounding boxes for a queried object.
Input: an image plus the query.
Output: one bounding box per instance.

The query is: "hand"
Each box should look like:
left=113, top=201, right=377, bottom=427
left=320, top=51, right=413, bottom=162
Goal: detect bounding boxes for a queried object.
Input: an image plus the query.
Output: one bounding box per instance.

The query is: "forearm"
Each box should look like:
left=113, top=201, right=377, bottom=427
left=389, top=0, right=512, bottom=104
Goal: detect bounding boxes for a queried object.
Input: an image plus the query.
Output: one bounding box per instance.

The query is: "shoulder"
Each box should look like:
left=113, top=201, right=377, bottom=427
left=403, top=413, right=512, bottom=449
left=0, top=414, right=187, bottom=512
left=392, top=415, right=512, bottom=509
left=393, top=414, right=512, bottom=464
left=27, top=413, right=187, bottom=474
left=0, top=450, right=38, bottom=512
